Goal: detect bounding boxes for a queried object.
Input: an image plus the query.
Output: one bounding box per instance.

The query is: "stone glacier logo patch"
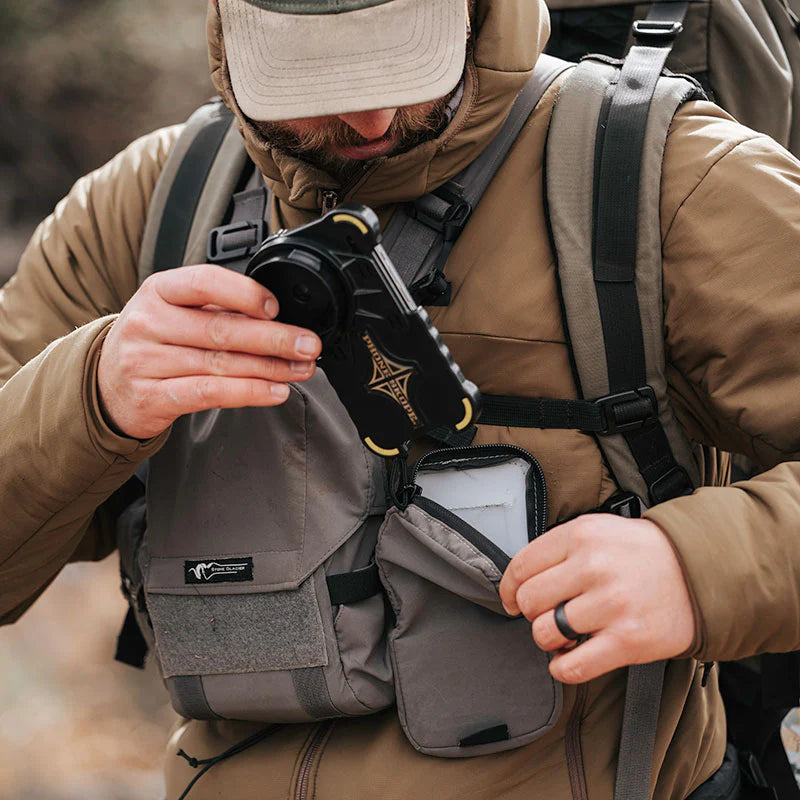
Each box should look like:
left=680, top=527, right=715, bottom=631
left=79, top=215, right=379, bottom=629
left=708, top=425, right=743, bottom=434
left=184, top=557, right=254, bottom=584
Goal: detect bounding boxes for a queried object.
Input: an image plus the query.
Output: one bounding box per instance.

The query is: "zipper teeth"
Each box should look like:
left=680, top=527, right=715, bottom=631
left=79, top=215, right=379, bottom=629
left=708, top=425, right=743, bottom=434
left=565, top=683, right=590, bottom=800
left=411, top=443, right=548, bottom=527
left=295, top=722, right=332, bottom=800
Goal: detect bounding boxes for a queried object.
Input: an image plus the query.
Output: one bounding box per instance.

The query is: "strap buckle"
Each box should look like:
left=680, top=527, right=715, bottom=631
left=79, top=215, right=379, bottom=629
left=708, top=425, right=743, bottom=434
left=207, top=219, right=266, bottom=264
left=409, top=269, right=452, bottom=306
left=594, top=386, right=658, bottom=435
left=632, top=19, right=684, bottom=45
left=649, top=465, right=693, bottom=504
left=412, top=189, right=472, bottom=243
left=600, top=492, right=644, bottom=519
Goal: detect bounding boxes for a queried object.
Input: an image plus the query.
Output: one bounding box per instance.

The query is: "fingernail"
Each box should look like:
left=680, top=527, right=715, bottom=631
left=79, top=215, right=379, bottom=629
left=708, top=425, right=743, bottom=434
left=295, top=335, right=319, bottom=357
left=265, top=297, right=279, bottom=318
left=291, top=360, right=313, bottom=375
left=271, top=384, right=290, bottom=401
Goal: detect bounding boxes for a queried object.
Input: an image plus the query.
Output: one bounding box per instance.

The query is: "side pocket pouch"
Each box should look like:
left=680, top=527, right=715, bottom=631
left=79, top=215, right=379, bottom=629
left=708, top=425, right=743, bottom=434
left=377, top=446, right=562, bottom=757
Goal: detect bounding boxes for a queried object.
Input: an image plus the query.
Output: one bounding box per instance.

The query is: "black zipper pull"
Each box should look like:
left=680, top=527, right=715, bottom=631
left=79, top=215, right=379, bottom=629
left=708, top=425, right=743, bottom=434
left=701, top=661, right=715, bottom=687
left=321, top=190, right=338, bottom=216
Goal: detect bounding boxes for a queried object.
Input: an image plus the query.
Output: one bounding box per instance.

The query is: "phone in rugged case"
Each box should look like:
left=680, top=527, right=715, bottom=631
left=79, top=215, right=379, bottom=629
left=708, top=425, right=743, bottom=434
left=245, top=203, right=481, bottom=455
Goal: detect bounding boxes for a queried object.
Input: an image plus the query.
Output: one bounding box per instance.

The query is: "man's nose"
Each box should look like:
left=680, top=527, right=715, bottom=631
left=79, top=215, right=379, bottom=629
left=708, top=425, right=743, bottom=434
left=337, top=108, right=398, bottom=140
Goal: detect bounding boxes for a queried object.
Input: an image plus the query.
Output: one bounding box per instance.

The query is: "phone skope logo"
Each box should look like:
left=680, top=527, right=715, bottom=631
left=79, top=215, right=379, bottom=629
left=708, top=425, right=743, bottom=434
left=184, top=557, right=254, bottom=584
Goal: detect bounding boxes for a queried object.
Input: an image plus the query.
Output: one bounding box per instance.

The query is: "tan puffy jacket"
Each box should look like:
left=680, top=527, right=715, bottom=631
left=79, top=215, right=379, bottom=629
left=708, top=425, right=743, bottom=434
left=2, top=2, right=800, bottom=798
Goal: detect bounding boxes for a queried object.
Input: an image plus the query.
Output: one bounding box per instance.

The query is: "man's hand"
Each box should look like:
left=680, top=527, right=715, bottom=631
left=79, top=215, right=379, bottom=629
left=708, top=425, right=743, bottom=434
left=98, top=265, right=322, bottom=439
left=498, top=514, right=695, bottom=684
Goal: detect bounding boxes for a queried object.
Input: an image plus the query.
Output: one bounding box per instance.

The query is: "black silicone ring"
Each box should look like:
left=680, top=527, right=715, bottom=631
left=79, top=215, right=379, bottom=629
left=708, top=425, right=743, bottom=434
left=554, top=601, right=581, bottom=641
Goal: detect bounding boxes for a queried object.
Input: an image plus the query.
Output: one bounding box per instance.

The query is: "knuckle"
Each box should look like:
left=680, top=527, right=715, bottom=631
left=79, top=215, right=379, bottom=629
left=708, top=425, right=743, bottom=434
left=583, top=550, right=611, bottom=583
left=269, top=326, right=290, bottom=356
left=206, top=314, right=231, bottom=349
left=188, top=264, right=213, bottom=294
left=531, top=614, right=554, bottom=645
left=195, top=376, right=216, bottom=404
left=205, top=349, right=228, bottom=376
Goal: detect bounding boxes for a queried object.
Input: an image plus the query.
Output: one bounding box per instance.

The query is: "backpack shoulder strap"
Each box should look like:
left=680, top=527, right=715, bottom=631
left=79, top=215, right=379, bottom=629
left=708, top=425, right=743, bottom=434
left=546, top=55, right=703, bottom=507
left=545, top=19, right=705, bottom=800
left=138, top=98, right=250, bottom=283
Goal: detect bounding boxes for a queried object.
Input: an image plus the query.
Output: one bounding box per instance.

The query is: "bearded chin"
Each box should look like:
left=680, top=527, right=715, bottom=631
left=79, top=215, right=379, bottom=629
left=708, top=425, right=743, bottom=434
left=253, top=97, right=450, bottom=183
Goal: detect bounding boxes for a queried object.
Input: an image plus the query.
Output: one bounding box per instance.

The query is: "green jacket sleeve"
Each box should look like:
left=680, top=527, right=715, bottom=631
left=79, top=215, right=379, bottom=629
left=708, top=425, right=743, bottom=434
left=0, top=126, right=180, bottom=624
left=644, top=102, right=800, bottom=662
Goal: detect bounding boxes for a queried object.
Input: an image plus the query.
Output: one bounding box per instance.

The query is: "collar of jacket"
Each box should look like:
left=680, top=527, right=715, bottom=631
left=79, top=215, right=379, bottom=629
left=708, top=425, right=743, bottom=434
left=207, top=0, right=550, bottom=213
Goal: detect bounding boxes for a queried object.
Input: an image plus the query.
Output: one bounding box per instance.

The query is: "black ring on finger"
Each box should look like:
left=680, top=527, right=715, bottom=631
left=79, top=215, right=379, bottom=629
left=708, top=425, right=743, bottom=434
left=554, top=600, right=581, bottom=641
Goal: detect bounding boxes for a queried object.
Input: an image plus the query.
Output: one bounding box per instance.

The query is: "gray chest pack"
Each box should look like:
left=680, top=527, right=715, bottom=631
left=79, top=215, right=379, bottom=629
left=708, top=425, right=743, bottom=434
left=114, top=21, right=715, bottom=800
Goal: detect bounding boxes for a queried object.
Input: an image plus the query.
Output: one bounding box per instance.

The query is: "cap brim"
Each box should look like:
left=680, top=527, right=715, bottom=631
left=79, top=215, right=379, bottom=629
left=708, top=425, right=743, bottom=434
left=218, top=0, right=467, bottom=122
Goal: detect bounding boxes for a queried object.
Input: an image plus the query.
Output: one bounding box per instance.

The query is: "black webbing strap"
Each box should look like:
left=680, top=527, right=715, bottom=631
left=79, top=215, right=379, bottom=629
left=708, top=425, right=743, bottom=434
left=381, top=55, right=572, bottom=303
left=478, top=387, right=660, bottom=435
left=326, top=562, right=381, bottom=606
left=153, top=105, right=232, bottom=273
left=592, top=1, right=692, bottom=509
left=115, top=607, right=149, bottom=669
left=608, top=11, right=688, bottom=800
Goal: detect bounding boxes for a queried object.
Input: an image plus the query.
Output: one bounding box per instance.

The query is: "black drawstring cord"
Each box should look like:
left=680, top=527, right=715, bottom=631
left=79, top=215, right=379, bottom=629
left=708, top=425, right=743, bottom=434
left=176, top=724, right=284, bottom=799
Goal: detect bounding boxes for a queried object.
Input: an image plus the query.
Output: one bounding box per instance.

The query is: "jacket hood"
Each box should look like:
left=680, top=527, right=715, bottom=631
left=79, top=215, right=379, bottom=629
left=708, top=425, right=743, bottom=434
left=207, top=0, right=550, bottom=213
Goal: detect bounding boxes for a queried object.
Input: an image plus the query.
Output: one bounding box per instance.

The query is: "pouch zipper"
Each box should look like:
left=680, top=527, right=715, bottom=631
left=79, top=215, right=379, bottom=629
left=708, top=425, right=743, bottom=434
left=294, top=721, right=334, bottom=800
left=410, top=443, right=548, bottom=532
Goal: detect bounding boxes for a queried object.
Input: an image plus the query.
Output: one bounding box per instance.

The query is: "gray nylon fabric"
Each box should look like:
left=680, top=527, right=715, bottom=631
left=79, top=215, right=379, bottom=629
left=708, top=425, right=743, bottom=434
left=292, top=667, right=339, bottom=719
left=546, top=59, right=702, bottom=500
left=147, top=577, right=328, bottom=678
left=137, top=101, right=229, bottom=283
left=183, top=119, right=250, bottom=267
left=614, top=661, right=667, bottom=800
left=377, top=503, right=562, bottom=757
left=167, top=675, right=221, bottom=720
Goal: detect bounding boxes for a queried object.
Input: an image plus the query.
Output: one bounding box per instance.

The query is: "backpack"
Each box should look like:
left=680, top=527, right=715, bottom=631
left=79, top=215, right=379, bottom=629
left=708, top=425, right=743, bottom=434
left=111, top=20, right=795, bottom=800
left=545, top=0, right=800, bottom=158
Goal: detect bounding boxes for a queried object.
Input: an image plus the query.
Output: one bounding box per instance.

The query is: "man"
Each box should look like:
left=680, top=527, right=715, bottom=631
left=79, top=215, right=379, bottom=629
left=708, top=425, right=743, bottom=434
left=1, top=1, right=800, bottom=798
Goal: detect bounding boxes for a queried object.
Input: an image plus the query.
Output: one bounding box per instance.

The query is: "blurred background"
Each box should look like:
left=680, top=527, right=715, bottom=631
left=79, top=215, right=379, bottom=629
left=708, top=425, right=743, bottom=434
left=0, top=0, right=212, bottom=797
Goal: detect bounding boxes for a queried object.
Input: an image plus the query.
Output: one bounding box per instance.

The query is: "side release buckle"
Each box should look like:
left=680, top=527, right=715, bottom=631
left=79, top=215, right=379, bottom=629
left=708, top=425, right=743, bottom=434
left=632, top=19, right=684, bottom=45
left=595, top=386, right=658, bottom=435
left=207, top=219, right=266, bottom=264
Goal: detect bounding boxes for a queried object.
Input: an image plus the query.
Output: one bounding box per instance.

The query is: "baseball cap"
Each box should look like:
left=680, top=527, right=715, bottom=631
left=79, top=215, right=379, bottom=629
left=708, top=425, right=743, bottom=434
left=217, top=0, right=468, bottom=122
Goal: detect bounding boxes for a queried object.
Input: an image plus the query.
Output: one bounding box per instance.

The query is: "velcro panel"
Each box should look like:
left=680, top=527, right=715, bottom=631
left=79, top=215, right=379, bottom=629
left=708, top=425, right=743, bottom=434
left=147, top=576, right=327, bottom=678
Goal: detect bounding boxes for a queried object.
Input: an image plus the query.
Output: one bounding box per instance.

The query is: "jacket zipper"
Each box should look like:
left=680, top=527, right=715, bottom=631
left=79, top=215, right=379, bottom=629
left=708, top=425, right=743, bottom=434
left=410, top=443, right=548, bottom=529
left=565, top=682, right=590, bottom=800
left=321, top=190, right=338, bottom=216
left=294, top=721, right=334, bottom=800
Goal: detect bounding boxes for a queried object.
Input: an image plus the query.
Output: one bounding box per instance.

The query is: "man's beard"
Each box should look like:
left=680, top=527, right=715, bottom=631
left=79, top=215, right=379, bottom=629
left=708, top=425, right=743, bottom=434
left=254, top=97, right=451, bottom=182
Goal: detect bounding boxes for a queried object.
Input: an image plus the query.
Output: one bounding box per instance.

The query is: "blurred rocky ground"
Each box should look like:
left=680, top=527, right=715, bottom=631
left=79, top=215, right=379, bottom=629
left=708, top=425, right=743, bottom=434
left=0, top=0, right=213, bottom=282
left=0, top=0, right=211, bottom=796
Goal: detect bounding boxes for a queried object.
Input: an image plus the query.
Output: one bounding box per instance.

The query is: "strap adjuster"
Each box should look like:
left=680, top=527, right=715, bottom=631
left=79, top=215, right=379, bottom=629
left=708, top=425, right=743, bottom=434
left=595, top=386, right=658, bottom=435
left=207, top=219, right=266, bottom=264
left=412, top=191, right=472, bottom=242
left=649, top=465, right=693, bottom=505
left=632, top=19, right=684, bottom=44
left=600, top=492, right=644, bottom=519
